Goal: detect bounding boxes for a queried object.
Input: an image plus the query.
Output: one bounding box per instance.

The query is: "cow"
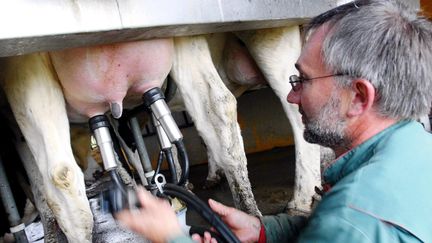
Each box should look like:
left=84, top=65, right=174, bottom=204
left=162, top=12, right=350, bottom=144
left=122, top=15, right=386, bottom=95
left=1, top=37, right=174, bottom=242
left=0, top=53, right=94, bottom=242
left=0, top=25, right=321, bottom=242
left=225, top=26, right=322, bottom=215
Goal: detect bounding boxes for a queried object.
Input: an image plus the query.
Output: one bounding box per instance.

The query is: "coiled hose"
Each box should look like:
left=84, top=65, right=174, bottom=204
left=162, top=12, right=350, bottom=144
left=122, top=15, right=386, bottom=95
left=174, top=140, right=189, bottom=187
left=161, top=183, right=240, bottom=243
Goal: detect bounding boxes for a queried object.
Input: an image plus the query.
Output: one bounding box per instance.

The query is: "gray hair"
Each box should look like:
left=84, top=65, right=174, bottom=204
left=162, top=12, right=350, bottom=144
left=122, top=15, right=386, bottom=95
left=309, top=0, right=432, bottom=120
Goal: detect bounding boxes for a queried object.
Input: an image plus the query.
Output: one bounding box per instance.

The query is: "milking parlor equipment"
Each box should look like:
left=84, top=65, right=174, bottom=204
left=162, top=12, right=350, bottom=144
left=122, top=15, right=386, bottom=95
left=0, top=156, right=28, bottom=243
left=0, top=0, right=371, bottom=242
left=88, top=85, right=243, bottom=242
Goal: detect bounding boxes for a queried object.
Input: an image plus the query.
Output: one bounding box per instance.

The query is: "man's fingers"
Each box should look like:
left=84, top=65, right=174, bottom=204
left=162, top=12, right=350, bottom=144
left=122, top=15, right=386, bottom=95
left=191, top=232, right=217, bottom=243
left=115, top=211, right=129, bottom=223
left=204, top=231, right=212, bottom=242
left=136, top=186, right=168, bottom=210
left=191, top=233, right=203, bottom=242
left=208, top=199, right=231, bottom=217
left=116, top=211, right=142, bottom=232
left=136, top=186, right=152, bottom=207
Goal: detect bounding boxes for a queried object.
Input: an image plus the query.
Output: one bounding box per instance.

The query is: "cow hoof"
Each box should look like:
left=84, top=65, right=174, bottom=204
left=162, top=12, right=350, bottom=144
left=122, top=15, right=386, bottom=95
left=286, top=207, right=311, bottom=217
left=202, top=179, right=221, bottom=189
left=186, top=181, right=194, bottom=191
left=284, top=202, right=311, bottom=216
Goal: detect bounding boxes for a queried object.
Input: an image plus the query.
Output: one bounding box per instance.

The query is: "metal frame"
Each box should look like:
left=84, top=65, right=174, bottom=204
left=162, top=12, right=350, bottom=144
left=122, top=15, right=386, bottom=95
left=0, top=0, right=339, bottom=57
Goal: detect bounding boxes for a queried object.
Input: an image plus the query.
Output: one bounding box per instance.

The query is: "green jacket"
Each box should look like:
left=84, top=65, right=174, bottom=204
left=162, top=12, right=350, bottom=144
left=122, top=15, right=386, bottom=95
left=263, top=120, right=432, bottom=242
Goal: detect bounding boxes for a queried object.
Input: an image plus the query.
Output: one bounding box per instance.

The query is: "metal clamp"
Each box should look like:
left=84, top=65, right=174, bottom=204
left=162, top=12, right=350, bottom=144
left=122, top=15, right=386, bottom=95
left=154, top=174, right=167, bottom=194
left=9, top=223, right=25, bottom=233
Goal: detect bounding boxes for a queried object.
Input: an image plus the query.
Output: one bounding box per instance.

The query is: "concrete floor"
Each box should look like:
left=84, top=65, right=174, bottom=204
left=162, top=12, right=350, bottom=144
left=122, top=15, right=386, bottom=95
left=0, top=145, right=296, bottom=242
left=186, top=146, right=295, bottom=227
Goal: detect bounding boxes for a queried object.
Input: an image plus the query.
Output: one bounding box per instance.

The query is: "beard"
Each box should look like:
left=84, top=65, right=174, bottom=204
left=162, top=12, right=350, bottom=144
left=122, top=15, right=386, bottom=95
left=302, top=90, right=350, bottom=148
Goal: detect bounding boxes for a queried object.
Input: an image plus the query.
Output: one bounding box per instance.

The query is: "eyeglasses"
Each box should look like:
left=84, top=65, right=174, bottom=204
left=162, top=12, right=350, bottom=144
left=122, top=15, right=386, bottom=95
left=289, top=74, right=344, bottom=92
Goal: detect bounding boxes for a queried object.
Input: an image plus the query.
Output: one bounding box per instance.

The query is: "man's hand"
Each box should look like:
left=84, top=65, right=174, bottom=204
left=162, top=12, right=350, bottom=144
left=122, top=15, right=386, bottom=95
left=115, top=187, right=184, bottom=243
left=207, top=199, right=261, bottom=243
left=191, top=231, right=218, bottom=243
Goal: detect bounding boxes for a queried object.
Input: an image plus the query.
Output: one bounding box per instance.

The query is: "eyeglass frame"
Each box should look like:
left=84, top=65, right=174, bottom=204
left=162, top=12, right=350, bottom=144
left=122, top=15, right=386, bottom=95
left=289, top=73, right=345, bottom=92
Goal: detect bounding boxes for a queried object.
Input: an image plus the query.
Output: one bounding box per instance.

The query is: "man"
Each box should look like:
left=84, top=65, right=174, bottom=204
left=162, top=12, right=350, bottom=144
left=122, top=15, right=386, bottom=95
left=116, top=0, right=432, bottom=242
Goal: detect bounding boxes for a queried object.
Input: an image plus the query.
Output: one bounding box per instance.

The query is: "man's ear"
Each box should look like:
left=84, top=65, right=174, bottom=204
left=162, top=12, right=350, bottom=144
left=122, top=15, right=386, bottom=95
left=346, top=79, right=375, bottom=117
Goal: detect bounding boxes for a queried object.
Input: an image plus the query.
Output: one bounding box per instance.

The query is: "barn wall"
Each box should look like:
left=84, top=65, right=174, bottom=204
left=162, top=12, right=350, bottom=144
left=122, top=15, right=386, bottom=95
left=421, top=0, right=432, bottom=18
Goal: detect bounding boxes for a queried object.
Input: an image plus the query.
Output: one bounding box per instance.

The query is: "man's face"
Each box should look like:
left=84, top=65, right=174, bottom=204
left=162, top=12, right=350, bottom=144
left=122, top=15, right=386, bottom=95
left=303, top=88, right=349, bottom=148
left=287, top=25, right=351, bottom=148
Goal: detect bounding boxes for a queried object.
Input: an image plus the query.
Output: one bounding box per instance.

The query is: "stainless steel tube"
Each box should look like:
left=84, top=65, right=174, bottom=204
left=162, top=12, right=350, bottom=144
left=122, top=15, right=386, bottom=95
left=152, top=113, right=172, bottom=150
left=129, top=117, right=154, bottom=174
left=93, top=126, right=118, bottom=171
left=0, top=156, right=29, bottom=243
left=150, top=100, right=183, bottom=142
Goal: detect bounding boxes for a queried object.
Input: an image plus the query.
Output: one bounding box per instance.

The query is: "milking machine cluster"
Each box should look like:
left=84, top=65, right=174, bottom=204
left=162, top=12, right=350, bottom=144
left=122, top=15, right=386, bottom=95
left=88, top=87, right=240, bottom=243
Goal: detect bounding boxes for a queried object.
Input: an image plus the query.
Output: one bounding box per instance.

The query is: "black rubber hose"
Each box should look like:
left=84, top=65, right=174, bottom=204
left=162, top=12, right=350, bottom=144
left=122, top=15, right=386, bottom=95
left=164, top=76, right=177, bottom=103
left=110, top=125, right=135, bottom=177
left=109, top=170, right=127, bottom=195
left=163, top=149, right=178, bottom=184
left=151, top=151, right=165, bottom=184
left=106, top=170, right=130, bottom=214
left=173, top=140, right=189, bottom=186
left=162, top=183, right=240, bottom=243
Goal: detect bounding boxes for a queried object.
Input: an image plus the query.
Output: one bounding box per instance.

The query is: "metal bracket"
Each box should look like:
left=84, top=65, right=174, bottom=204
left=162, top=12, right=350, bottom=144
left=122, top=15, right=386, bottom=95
left=154, top=174, right=167, bottom=194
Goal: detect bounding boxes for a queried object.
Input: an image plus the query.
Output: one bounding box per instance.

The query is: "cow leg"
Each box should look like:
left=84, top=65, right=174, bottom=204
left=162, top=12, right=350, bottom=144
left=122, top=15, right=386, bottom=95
left=171, top=36, right=261, bottom=216
left=236, top=26, right=321, bottom=215
left=283, top=105, right=321, bottom=215
left=203, top=156, right=223, bottom=189
left=1, top=53, right=93, bottom=242
left=9, top=123, right=68, bottom=242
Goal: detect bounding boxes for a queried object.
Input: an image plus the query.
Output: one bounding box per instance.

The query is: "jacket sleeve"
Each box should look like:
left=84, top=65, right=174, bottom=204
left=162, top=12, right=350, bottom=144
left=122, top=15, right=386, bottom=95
left=168, top=235, right=195, bottom=243
left=262, top=214, right=308, bottom=242
left=168, top=215, right=308, bottom=243
left=297, top=214, right=373, bottom=243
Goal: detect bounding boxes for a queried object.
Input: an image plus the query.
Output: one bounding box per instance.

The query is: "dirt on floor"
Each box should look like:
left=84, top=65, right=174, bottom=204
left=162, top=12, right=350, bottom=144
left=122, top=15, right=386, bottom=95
left=186, top=146, right=296, bottom=227
left=0, top=146, right=296, bottom=242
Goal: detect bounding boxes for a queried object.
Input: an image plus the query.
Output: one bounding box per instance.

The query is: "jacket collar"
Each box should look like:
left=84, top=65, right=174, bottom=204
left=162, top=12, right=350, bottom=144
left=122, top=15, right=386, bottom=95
left=323, top=120, right=411, bottom=186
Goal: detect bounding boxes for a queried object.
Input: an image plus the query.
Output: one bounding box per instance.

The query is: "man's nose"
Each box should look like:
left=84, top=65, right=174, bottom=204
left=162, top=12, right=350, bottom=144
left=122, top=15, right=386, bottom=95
left=287, top=89, right=300, bottom=104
